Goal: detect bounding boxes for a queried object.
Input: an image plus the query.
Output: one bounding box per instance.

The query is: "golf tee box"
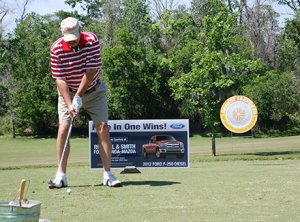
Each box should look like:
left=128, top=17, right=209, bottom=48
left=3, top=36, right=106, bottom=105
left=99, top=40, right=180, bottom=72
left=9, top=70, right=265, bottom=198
left=89, top=119, right=189, bottom=169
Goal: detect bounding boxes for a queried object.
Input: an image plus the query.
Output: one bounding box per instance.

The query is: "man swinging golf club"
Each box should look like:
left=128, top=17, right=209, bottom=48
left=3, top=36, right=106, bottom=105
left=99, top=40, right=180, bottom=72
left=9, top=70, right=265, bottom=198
left=49, top=17, right=121, bottom=188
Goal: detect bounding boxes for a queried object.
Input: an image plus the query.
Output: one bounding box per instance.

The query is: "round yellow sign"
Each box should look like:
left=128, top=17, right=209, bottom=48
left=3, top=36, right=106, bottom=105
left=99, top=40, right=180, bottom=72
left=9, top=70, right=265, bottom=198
left=220, top=95, right=258, bottom=133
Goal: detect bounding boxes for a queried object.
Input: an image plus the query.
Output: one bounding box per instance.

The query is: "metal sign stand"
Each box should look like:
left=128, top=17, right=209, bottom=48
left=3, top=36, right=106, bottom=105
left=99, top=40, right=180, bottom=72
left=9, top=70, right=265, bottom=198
left=120, top=166, right=141, bottom=174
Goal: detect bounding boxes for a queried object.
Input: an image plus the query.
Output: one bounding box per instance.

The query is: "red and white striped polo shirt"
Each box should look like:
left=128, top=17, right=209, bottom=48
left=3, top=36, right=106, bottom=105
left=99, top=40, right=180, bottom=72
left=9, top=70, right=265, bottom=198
left=50, top=32, right=101, bottom=92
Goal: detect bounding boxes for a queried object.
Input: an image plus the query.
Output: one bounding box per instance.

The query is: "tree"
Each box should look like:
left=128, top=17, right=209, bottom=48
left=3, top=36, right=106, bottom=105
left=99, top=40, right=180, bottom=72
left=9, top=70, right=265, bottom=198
left=102, top=0, right=121, bottom=45
left=103, top=28, right=178, bottom=119
left=276, top=11, right=300, bottom=72
left=0, top=0, right=9, bottom=23
left=65, top=0, right=104, bottom=19
left=0, top=45, right=8, bottom=116
left=169, top=0, right=264, bottom=155
left=0, top=0, right=10, bottom=37
left=0, top=0, right=15, bottom=136
left=0, top=40, right=19, bottom=137
left=102, top=0, right=184, bottom=119
left=242, top=0, right=280, bottom=66
left=120, top=0, right=152, bottom=38
left=242, top=71, right=300, bottom=134
left=150, top=0, right=181, bottom=20
left=191, top=0, right=227, bottom=25
left=6, top=13, right=60, bottom=134
left=102, top=0, right=159, bottom=119
left=273, top=0, right=300, bottom=11
left=15, top=0, right=30, bottom=22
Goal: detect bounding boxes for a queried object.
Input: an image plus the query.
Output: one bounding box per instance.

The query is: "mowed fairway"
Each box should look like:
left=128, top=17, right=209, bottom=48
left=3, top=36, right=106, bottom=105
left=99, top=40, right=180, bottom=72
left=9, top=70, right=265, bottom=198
left=0, top=135, right=300, bottom=221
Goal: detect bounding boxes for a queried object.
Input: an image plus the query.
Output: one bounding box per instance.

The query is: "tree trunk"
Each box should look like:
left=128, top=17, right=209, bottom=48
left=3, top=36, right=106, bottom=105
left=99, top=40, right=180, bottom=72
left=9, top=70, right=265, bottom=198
left=212, top=133, right=216, bottom=156
left=9, top=95, right=16, bottom=138
left=10, top=112, right=16, bottom=138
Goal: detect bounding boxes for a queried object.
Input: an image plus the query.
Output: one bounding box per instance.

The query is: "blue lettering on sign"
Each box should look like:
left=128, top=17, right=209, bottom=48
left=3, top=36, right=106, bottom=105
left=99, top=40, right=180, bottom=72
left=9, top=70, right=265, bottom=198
left=170, top=123, right=185, bottom=129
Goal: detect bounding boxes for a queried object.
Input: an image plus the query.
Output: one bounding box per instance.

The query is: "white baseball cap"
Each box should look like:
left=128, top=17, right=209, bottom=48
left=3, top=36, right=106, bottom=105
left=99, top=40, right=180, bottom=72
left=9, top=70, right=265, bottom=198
left=60, top=17, right=80, bottom=42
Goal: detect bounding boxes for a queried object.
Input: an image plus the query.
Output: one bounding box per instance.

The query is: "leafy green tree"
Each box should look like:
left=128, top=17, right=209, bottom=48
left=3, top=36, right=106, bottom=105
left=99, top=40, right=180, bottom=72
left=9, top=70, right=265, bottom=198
left=102, top=0, right=121, bottom=45
left=276, top=11, right=300, bottom=72
left=276, top=35, right=300, bottom=72
left=1, top=35, right=19, bottom=137
left=0, top=83, right=7, bottom=114
left=102, top=0, right=177, bottom=119
left=104, top=0, right=200, bottom=120
left=7, top=13, right=60, bottom=134
left=120, top=0, right=151, bottom=36
left=0, top=47, right=8, bottom=116
left=103, top=27, right=167, bottom=119
left=242, top=71, right=300, bottom=134
left=169, top=0, right=264, bottom=154
left=153, top=6, right=201, bottom=129
left=65, top=0, right=104, bottom=19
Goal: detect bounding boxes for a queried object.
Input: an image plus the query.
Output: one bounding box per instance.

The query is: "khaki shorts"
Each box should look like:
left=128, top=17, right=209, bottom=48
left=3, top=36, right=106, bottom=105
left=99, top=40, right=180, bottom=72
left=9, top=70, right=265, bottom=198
left=58, top=82, right=108, bottom=125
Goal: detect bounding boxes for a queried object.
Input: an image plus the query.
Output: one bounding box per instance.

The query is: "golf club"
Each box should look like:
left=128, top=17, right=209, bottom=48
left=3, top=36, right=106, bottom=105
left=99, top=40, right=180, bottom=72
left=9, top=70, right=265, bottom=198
left=48, top=118, right=74, bottom=189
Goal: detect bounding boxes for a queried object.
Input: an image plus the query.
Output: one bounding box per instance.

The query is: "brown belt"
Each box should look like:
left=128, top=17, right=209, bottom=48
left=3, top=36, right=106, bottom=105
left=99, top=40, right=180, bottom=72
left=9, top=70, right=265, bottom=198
left=70, top=81, right=99, bottom=95
left=85, top=84, right=97, bottom=95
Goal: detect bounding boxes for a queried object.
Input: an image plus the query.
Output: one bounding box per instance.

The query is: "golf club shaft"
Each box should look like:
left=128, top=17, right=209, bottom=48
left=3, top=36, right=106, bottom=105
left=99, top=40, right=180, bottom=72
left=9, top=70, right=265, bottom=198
left=58, top=118, right=74, bottom=171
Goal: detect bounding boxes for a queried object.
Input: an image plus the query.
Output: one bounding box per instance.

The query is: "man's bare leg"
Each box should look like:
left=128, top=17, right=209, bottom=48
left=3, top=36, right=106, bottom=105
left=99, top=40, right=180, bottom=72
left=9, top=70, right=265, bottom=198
left=48, top=123, right=70, bottom=189
left=56, top=123, right=71, bottom=174
left=96, top=122, right=121, bottom=187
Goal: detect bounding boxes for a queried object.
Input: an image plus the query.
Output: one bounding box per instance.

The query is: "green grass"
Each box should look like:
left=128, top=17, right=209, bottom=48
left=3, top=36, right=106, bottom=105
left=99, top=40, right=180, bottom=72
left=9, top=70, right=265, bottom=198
left=0, top=135, right=300, bottom=221
left=0, top=137, right=88, bottom=168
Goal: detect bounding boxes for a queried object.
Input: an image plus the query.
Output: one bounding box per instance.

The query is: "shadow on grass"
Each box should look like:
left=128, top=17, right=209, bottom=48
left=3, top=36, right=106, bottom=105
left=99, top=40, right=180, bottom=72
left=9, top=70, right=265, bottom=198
left=68, top=181, right=180, bottom=188
left=243, top=151, right=300, bottom=156
left=68, top=184, right=103, bottom=188
left=121, top=180, right=181, bottom=186
left=218, top=151, right=300, bottom=157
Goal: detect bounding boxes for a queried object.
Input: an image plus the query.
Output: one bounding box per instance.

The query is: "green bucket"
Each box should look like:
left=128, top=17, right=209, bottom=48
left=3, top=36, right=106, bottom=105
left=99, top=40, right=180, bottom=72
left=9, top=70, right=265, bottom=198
left=0, top=200, right=41, bottom=222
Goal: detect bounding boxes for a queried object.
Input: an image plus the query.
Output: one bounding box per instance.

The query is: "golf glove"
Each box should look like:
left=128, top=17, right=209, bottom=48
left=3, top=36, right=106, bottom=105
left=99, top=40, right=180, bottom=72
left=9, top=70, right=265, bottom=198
left=72, top=95, right=82, bottom=112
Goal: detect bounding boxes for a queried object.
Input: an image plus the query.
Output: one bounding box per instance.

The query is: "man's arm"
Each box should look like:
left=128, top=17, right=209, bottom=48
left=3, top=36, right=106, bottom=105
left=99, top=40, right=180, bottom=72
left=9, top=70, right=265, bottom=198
left=75, top=68, right=97, bottom=97
left=56, top=79, right=76, bottom=117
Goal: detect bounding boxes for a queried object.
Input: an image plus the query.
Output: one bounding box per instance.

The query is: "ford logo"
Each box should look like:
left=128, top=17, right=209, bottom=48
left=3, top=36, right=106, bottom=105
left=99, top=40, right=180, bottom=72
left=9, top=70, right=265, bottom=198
left=170, top=123, right=185, bottom=129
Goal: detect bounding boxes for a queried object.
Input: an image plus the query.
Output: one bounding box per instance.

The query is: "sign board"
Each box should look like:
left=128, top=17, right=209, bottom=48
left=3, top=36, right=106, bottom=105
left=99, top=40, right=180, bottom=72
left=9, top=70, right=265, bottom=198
left=220, top=95, right=258, bottom=133
left=89, top=119, right=189, bottom=169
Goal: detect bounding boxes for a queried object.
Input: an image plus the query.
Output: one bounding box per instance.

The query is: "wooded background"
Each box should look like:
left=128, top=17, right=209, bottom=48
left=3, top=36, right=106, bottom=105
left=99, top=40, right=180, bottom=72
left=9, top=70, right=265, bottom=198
left=0, top=0, right=300, bottom=138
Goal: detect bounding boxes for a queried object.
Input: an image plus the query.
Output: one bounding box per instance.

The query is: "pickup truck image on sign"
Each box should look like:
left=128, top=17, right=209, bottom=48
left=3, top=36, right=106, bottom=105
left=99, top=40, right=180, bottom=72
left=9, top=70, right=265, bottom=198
left=142, top=135, right=185, bottom=159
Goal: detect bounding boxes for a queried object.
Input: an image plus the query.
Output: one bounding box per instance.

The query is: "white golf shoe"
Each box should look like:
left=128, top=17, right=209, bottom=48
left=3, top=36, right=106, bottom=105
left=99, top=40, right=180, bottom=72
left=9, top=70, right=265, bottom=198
left=103, top=172, right=122, bottom=187
left=48, top=173, right=68, bottom=189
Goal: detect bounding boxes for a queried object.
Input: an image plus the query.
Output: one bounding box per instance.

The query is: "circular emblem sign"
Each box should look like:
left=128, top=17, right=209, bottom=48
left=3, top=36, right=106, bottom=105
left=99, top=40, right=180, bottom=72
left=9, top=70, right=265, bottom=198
left=220, top=95, right=258, bottom=133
